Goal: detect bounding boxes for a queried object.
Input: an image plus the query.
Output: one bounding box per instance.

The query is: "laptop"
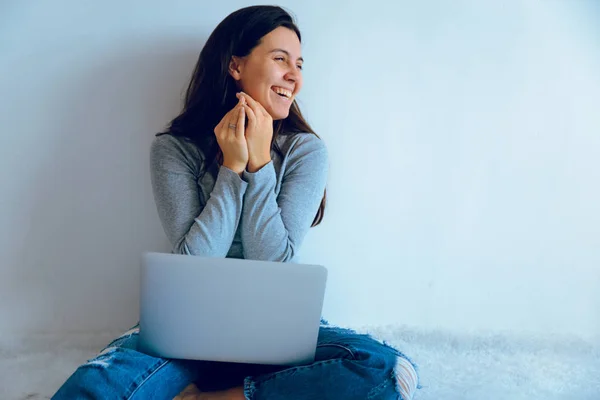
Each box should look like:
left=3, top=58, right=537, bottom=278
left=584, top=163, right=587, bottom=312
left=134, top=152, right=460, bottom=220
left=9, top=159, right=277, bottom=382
left=137, top=252, right=328, bottom=366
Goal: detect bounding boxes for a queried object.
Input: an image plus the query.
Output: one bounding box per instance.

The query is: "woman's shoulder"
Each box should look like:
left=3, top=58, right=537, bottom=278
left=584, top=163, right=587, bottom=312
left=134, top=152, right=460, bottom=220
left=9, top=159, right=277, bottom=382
left=150, top=133, right=206, bottom=167
left=151, top=132, right=202, bottom=155
left=276, top=132, right=328, bottom=162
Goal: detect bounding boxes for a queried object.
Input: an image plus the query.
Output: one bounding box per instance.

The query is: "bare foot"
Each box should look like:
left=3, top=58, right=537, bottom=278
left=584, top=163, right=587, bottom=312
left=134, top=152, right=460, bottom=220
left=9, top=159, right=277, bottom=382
left=199, top=386, right=245, bottom=400
left=173, top=383, right=202, bottom=400
left=174, top=384, right=246, bottom=400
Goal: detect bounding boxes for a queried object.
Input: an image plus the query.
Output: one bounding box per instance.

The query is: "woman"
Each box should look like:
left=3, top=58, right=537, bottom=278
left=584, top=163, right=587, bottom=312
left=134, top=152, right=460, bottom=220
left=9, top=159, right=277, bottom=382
left=53, top=6, right=418, bottom=400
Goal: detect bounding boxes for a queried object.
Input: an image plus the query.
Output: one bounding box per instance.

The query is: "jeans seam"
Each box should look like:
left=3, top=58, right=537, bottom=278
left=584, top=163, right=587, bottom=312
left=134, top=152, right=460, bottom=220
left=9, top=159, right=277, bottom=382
left=126, top=358, right=171, bottom=400
left=366, top=372, right=395, bottom=400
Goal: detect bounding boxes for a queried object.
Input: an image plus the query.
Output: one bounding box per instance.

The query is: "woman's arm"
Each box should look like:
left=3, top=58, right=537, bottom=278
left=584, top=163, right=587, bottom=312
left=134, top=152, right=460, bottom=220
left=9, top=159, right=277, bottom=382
left=150, top=135, right=247, bottom=256
left=240, top=134, right=328, bottom=262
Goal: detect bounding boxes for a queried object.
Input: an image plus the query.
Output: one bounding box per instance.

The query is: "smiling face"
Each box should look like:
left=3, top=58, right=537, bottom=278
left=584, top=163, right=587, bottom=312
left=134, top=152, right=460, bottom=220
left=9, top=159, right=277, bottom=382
left=229, top=26, right=304, bottom=120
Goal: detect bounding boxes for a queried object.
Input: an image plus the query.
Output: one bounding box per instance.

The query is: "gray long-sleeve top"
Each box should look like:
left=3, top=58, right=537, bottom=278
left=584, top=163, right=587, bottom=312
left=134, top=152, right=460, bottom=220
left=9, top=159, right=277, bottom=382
left=149, top=132, right=328, bottom=262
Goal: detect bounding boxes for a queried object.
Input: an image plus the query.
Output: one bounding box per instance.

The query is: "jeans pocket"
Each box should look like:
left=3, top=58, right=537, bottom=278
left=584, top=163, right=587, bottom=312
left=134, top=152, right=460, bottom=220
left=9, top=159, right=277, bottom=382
left=315, top=342, right=357, bottom=361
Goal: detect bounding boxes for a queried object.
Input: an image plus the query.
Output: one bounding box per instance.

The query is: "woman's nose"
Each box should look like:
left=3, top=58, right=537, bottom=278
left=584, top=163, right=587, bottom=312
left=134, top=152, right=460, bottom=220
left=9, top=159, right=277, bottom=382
left=285, top=66, right=300, bottom=82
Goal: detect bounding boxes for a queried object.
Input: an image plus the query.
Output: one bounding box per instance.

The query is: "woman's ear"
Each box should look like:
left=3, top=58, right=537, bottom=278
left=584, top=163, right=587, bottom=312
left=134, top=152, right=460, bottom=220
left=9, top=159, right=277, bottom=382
left=229, top=56, right=243, bottom=81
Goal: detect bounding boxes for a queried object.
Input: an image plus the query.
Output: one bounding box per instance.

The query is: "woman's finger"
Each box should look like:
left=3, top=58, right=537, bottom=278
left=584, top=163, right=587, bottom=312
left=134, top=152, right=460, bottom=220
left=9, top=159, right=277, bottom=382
left=237, top=92, right=265, bottom=116
left=236, top=105, right=245, bottom=138
left=227, top=105, right=241, bottom=134
left=242, top=103, right=256, bottom=126
left=215, top=106, right=235, bottom=136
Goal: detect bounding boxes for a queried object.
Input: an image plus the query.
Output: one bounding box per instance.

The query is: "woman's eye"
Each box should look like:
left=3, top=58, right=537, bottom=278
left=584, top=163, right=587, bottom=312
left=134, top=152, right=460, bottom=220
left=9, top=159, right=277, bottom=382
left=275, top=57, right=285, bottom=61
left=297, top=65, right=303, bottom=70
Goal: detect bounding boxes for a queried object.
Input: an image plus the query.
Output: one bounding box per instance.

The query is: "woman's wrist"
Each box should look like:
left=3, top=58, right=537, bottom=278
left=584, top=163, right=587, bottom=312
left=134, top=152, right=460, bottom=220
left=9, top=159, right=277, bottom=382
left=246, top=156, right=271, bottom=173
left=222, top=161, right=245, bottom=175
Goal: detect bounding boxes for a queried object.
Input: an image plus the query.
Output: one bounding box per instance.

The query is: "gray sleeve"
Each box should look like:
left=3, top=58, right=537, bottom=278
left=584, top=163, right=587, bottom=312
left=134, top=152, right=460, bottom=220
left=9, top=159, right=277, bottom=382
left=150, top=135, right=247, bottom=256
left=240, top=135, right=328, bottom=262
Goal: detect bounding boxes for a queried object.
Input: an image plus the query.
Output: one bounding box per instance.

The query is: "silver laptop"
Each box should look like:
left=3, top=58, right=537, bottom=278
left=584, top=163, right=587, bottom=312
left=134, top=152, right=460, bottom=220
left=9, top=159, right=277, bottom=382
left=137, top=252, right=327, bottom=366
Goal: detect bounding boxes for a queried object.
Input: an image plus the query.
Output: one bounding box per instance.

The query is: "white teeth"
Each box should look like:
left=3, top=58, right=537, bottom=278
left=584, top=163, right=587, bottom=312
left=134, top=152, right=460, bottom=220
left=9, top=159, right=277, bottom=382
left=273, top=87, right=292, bottom=98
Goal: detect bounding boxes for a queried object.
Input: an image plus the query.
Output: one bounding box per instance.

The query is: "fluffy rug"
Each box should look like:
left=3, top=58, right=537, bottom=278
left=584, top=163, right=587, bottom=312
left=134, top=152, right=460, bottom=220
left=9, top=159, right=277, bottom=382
left=1, top=325, right=598, bottom=399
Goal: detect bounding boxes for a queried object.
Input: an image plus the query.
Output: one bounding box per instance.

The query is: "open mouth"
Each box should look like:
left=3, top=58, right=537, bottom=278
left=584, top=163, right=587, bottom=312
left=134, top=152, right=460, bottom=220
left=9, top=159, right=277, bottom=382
left=272, top=86, right=293, bottom=100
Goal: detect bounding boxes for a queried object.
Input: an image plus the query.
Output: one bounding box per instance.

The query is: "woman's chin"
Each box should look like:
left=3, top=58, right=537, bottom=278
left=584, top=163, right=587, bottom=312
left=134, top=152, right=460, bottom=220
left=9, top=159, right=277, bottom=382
left=269, top=106, right=291, bottom=121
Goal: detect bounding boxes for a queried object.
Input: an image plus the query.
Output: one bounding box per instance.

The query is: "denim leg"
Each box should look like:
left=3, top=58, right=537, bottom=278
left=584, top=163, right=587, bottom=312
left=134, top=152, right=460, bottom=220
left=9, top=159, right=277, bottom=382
left=52, top=326, right=201, bottom=400
left=243, top=325, right=419, bottom=400
left=52, top=322, right=418, bottom=399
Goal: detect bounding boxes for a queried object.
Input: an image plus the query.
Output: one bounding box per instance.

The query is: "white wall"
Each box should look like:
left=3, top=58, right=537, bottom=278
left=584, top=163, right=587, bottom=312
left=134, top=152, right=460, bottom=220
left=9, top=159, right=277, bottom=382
left=1, top=0, right=598, bottom=341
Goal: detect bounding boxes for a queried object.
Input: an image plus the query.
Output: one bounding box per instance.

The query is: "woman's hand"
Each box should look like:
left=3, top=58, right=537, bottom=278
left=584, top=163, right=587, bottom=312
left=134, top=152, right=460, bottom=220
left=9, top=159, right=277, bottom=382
left=236, top=92, right=273, bottom=173
left=214, top=97, right=248, bottom=174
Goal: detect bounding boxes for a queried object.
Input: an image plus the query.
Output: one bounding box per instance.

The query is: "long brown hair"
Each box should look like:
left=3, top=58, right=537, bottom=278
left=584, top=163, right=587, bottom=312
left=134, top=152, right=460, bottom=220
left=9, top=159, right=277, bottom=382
left=158, top=5, right=326, bottom=226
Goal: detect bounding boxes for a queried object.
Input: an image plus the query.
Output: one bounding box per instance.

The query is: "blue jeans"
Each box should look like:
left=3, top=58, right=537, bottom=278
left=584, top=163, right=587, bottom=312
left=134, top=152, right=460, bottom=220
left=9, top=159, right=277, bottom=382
left=53, top=321, right=418, bottom=399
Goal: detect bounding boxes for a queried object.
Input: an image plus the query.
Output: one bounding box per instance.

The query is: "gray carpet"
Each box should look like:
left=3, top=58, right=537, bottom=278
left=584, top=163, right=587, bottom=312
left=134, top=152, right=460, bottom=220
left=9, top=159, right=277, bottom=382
left=1, top=325, right=599, bottom=399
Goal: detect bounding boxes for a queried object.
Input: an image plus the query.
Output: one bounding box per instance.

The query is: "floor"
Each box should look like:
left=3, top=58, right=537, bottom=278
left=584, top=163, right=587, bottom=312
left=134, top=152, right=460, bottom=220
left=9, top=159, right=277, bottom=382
left=1, top=325, right=599, bottom=399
